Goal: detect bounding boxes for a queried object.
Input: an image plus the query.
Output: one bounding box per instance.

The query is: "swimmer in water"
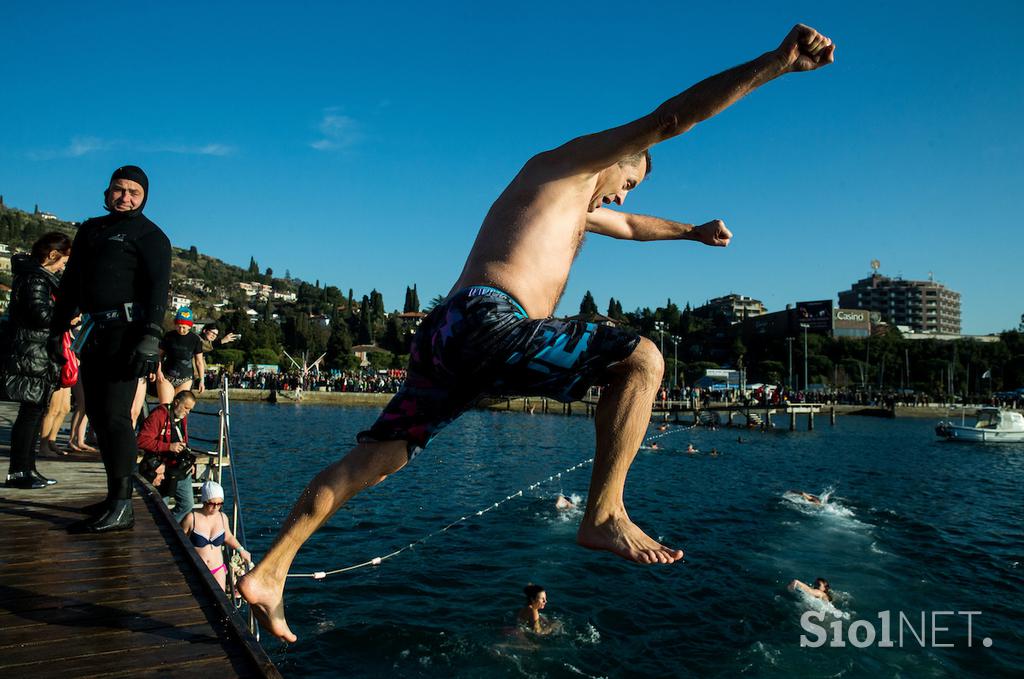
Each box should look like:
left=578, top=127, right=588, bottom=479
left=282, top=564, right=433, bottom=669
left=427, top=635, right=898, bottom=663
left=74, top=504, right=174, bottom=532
left=789, top=577, right=833, bottom=603
left=686, top=444, right=697, bottom=454
left=658, top=424, right=669, bottom=432
left=788, top=490, right=822, bottom=505
left=709, top=447, right=719, bottom=457
left=555, top=494, right=575, bottom=510
left=517, top=584, right=559, bottom=635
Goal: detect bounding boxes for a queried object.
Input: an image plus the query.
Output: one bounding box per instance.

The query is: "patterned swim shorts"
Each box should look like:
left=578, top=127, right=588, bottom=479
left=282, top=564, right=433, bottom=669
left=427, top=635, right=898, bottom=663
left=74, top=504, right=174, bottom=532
left=359, top=286, right=640, bottom=458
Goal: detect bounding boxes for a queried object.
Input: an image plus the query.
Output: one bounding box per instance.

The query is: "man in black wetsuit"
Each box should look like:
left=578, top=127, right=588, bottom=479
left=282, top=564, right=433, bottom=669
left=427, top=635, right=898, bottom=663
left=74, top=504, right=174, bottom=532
left=51, top=165, right=171, bottom=533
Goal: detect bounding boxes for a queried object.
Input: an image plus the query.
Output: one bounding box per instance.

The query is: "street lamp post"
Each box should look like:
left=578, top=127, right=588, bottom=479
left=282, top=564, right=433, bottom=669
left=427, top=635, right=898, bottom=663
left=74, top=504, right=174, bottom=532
left=671, top=335, right=680, bottom=393
left=800, top=324, right=810, bottom=391
left=786, top=337, right=794, bottom=390
left=654, top=321, right=666, bottom=386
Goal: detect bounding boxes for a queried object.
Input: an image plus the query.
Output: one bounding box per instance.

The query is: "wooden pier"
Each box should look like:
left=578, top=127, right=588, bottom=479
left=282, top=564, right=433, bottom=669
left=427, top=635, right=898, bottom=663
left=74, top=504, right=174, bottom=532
left=0, top=406, right=279, bottom=678
left=489, top=395, right=836, bottom=431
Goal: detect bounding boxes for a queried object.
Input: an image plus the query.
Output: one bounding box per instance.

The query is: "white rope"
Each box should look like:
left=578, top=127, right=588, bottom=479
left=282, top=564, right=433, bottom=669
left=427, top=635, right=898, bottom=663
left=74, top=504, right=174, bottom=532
left=287, top=420, right=698, bottom=580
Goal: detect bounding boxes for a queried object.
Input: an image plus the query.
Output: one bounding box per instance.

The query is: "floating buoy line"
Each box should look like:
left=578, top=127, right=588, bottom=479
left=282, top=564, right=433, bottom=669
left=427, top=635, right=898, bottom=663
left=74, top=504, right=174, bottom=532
left=287, top=420, right=698, bottom=580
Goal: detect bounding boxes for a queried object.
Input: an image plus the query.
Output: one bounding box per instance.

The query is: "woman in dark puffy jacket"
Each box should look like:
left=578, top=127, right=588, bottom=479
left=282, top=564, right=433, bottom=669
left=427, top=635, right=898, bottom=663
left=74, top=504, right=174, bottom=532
left=3, top=232, right=72, bottom=488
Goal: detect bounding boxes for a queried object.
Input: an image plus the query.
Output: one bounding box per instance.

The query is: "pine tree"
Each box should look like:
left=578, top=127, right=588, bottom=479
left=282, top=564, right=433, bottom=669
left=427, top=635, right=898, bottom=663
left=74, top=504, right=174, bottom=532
left=607, top=297, right=624, bottom=320
left=370, top=289, right=385, bottom=323
left=580, top=290, right=598, bottom=315
left=357, top=296, right=373, bottom=344
left=248, top=256, right=259, bottom=276
left=188, top=245, right=199, bottom=262
left=326, top=316, right=354, bottom=369
left=402, top=285, right=421, bottom=313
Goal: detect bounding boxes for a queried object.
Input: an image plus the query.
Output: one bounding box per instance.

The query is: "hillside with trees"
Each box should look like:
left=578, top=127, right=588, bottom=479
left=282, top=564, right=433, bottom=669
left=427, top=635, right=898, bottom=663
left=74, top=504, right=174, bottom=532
left=0, top=202, right=418, bottom=372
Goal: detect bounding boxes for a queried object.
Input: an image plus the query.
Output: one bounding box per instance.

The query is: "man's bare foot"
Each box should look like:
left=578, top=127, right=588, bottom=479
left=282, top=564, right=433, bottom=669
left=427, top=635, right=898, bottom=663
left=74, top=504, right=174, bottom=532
left=577, top=514, right=684, bottom=564
left=237, top=570, right=297, bottom=643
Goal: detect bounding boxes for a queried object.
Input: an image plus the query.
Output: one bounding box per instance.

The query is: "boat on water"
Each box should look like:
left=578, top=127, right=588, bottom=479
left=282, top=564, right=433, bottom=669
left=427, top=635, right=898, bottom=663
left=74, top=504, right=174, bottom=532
left=935, top=407, right=1024, bottom=443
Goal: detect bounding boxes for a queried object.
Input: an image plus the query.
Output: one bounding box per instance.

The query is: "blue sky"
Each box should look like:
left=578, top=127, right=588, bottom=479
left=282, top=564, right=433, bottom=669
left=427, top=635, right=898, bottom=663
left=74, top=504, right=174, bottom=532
left=2, top=1, right=1021, bottom=334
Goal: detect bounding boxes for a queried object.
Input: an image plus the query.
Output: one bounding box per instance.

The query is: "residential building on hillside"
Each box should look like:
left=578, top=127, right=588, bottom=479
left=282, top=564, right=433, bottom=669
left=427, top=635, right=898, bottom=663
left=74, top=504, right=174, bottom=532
left=170, top=294, right=192, bottom=310
left=693, top=294, right=767, bottom=324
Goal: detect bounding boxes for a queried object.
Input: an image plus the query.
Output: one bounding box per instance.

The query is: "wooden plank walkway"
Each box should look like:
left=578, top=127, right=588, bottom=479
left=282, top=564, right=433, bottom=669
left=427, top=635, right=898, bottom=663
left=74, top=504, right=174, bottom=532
left=0, top=404, right=280, bottom=678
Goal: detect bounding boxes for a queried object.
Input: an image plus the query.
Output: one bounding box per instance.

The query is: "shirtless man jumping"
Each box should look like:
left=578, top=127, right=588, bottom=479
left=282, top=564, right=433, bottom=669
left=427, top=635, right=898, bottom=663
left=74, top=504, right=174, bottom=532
left=240, top=23, right=834, bottom=642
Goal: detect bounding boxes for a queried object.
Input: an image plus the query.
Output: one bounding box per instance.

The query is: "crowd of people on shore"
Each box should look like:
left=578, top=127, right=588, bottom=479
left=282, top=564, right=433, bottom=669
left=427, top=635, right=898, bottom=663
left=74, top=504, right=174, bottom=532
left=208, top=368, right=406, bottom=394
left=654, top=384, right=1011, bottom=411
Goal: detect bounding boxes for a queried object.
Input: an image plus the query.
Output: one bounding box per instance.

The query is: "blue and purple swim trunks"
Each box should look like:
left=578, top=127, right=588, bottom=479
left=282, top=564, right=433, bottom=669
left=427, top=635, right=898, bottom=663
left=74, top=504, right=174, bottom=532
left=359, top=286, right=640, bottom=458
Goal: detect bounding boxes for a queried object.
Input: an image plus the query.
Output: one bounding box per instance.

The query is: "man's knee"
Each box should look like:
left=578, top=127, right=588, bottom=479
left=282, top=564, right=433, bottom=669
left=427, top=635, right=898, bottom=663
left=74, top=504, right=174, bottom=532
left=617, top=337, right=664, bottom=388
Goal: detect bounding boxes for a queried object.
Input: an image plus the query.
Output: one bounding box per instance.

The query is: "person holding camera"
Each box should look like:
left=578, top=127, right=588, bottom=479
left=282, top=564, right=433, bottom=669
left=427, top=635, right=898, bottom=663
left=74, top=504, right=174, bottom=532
left=51, top=165, right=171, bottom=533
left=137, top=390, right=197, bottom=520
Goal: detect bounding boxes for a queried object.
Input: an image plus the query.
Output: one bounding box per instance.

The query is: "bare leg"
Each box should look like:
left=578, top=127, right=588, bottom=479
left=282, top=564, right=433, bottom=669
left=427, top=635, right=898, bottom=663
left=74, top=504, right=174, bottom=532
left=129, top=378, right=147, bottom=426
left=39, top=391, right=62, bottom=448
left=214, top=565, right=227, bottom=592
left=238, top=440, right=409, bottom=642
left=577, top=338, right=684, bottom=565
left=156, top=376, right=175, bottom=405
left=40, top=388, right=71, bottom=451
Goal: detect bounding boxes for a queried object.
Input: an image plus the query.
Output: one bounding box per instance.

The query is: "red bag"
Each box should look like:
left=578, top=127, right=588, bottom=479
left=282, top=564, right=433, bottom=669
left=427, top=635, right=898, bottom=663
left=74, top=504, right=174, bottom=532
left=59, top=330, right=79, bottom=388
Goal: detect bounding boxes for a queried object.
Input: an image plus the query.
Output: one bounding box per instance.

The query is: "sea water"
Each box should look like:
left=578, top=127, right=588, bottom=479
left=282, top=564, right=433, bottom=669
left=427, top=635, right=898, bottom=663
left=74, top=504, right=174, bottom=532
left=199, top=403, right=1024, bottom=678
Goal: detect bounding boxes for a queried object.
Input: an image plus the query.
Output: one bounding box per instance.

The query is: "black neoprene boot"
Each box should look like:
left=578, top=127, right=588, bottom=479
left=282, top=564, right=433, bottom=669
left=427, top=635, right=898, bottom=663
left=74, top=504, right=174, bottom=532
left=85, top=476, right=135, bottom=533
left=79, top=476, right=118, bottom=516
left=68, top=477, right=134, bottom=533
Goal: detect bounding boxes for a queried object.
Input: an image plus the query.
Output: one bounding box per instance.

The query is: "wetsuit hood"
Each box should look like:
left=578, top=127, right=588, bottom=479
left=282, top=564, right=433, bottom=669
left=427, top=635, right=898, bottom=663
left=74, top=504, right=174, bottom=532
left=103, top=164, right=149, bottom=218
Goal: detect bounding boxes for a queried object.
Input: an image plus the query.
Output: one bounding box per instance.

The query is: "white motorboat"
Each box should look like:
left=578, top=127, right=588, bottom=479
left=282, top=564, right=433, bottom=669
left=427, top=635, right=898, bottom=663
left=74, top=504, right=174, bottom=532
left=935, top=407, right=1024, bottom=443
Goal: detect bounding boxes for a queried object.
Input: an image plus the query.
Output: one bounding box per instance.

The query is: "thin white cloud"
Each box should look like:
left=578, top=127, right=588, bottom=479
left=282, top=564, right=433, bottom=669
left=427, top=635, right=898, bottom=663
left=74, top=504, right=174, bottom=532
left=27, top=135, right=113, bottom=160
left=143, top=142, right=237, bottom=156
left=311, top=111, right=361, bottom=151
left=28, top=137, right=236, bottom=160
left=68, top=136, right=110, bottom=157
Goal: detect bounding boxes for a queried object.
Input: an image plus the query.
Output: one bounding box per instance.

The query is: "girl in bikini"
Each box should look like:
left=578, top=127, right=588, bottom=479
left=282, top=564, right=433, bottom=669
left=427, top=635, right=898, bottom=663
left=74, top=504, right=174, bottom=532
left=181, top=481, right=252, bottom=591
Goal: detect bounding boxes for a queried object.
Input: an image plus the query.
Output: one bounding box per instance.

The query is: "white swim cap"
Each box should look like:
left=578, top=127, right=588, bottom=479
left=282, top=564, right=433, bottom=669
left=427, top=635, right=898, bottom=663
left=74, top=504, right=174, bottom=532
left=200, top=481, right=225, bottom=504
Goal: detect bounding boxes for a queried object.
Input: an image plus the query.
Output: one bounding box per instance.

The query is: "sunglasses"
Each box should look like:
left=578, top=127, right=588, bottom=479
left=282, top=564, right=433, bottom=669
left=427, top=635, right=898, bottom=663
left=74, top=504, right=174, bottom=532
left=206, top=501, right=224, bottom=507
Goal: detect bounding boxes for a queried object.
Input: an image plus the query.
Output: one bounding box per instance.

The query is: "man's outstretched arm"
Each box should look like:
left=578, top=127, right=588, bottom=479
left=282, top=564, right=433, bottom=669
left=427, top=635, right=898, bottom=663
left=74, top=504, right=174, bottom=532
left=551, top=24, right=835, bottom=173
left=586, top=209, right=732, bottom=246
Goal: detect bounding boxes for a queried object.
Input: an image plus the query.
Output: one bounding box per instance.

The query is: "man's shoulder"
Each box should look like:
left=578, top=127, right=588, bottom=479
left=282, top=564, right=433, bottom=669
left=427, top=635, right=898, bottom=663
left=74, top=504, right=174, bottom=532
left=132, top=215, right=168, bottom=239
left=145, top=403, right=171, bottom=421
left=77, top=215, right=109, bottom=232
left=520, top=149, right=597, bottom=181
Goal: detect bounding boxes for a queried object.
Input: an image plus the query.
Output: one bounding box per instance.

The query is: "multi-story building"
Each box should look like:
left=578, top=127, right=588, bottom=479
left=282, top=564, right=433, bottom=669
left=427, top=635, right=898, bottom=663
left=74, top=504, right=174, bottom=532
left=692, top=294, right=767, bottom=324
left=838, top=274, right=960, bottom=334
left=169, top=294, right=192, bottom=311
